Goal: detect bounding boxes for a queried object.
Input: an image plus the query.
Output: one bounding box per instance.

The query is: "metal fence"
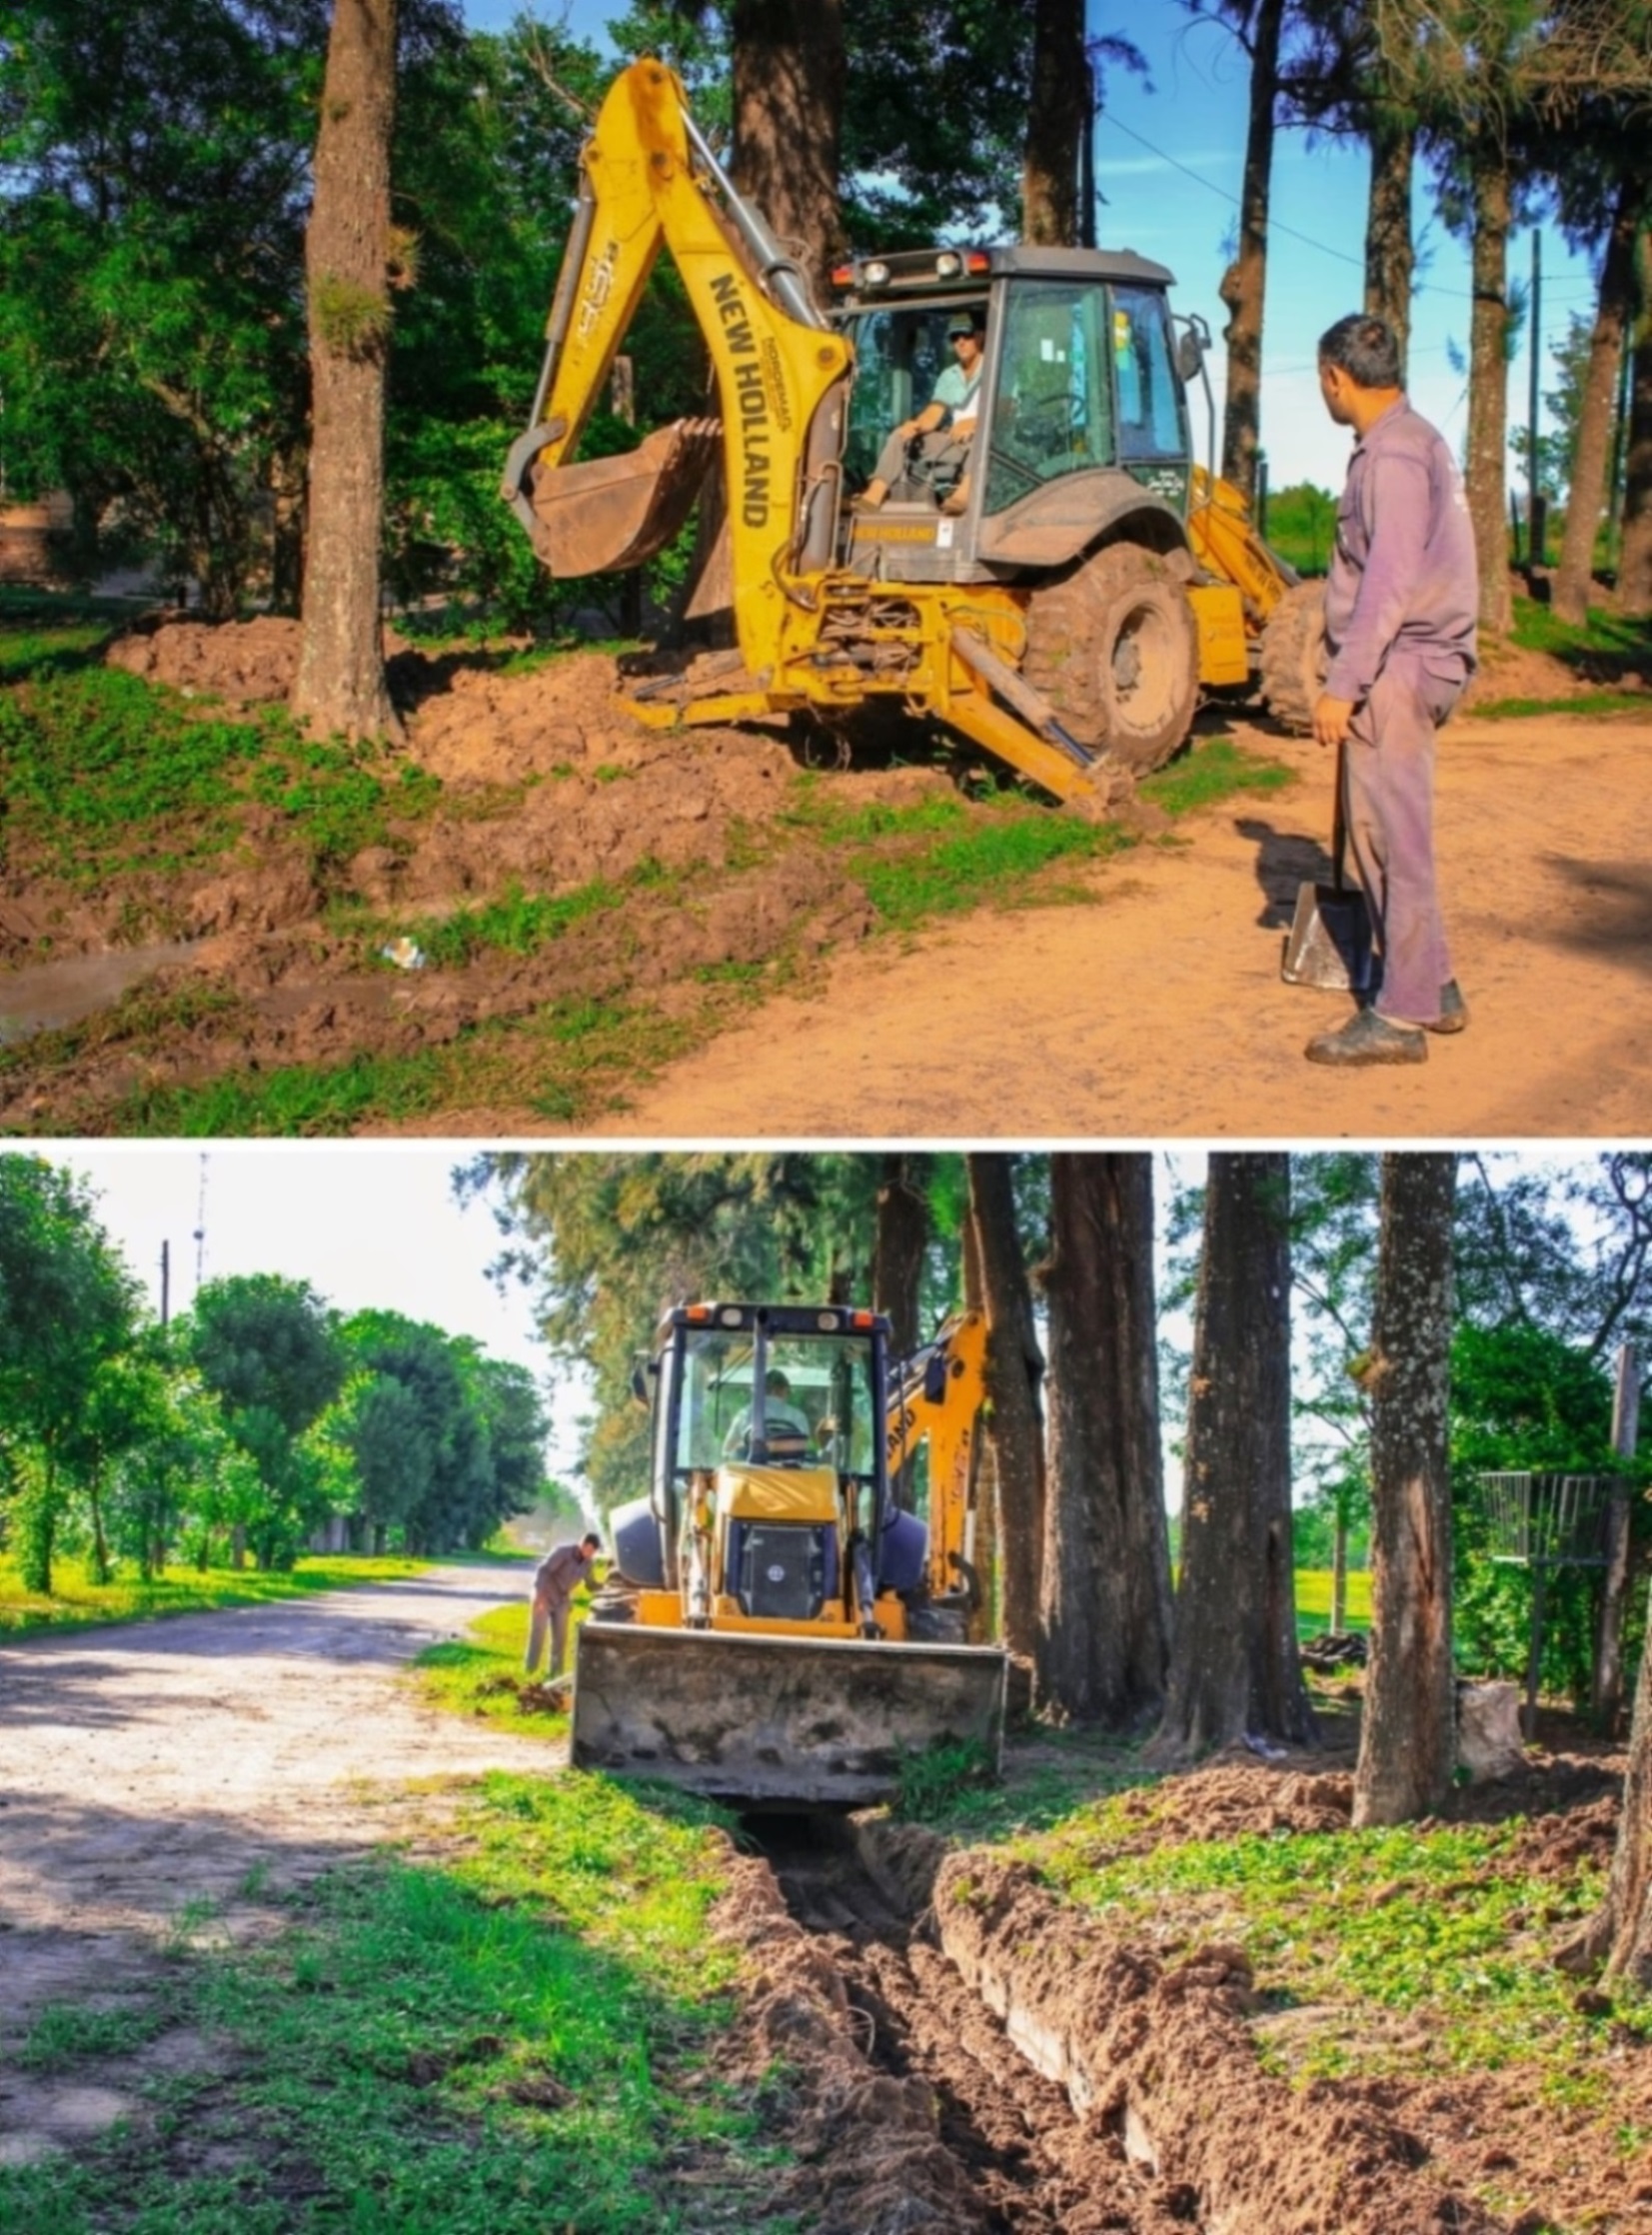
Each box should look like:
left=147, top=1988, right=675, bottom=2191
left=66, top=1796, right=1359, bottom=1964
left=1475, top=1471, right=1618, bottom=1569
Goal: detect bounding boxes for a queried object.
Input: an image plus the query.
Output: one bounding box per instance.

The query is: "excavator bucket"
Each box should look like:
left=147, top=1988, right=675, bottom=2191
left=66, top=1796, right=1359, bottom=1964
left=571, top=1621, right=1007, bottom=1808
left=525, top=418, right=721, bottom=577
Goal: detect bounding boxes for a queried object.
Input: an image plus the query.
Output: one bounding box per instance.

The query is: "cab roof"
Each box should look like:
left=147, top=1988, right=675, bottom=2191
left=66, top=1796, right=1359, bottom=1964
left=830, top=243, right=1176, bottom=307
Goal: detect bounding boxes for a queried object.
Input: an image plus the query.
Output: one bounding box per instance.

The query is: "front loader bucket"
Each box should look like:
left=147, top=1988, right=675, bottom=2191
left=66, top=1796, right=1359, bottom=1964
left=525, top=418, right=721, bottom=576
left=571, top=1621, right=1007, bottom=1808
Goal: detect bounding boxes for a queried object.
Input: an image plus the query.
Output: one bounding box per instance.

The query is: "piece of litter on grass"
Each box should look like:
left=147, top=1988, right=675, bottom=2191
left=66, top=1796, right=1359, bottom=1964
left=381, top=939, right=426, bottom=971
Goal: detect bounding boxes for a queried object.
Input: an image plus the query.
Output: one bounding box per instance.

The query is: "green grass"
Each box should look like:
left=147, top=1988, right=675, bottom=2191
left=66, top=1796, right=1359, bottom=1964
left=1019, top=1800, right=1646, bottom=2092
left=1507, top=593, right=1652, bottom=664
left=1138, top=735, right=1294, bottom=817
left=0, top=1775, right=792, bottom=2235
left=1293, top=1567, right=1372, bottom=1631
left=1473, top=688, right=1648, bottom=722
left=392, top=875, right=626, bottom=969
left=413, top=1597, right=596, bottom=1738
left=0, top=1552, right=431, bottom=1636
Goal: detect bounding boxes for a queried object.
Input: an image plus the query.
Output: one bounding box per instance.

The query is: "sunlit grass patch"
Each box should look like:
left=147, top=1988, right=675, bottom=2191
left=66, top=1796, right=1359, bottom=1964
left=391, top=875, right=625, bottom=969
left=1473, top=689, right=1647, bottom=721
left=1293, top=1567, right=1371, bottom=1630
left=0, top=1552, right=429, bottom=1635
left=1138, top=736, right=1294, bottom=817
left=0, top=1780, right=785, bottom=2234
left=1024, top=1807, right=1631, bottom=2089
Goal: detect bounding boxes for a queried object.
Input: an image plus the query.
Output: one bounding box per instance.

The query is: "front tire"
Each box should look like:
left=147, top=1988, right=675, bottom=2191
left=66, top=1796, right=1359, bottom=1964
left=1022, top=543, right=1199, bottom=776
left=1258, top=579, right=1327, bottom=734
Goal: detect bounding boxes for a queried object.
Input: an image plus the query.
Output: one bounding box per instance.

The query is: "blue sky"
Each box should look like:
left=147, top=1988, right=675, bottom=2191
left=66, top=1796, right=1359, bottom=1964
left=460, top=0, right=1602, bottom=494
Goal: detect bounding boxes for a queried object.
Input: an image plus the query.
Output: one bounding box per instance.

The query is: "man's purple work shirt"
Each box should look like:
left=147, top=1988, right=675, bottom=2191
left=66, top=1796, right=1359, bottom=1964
left=1322, top=397, right=1479, bottom=706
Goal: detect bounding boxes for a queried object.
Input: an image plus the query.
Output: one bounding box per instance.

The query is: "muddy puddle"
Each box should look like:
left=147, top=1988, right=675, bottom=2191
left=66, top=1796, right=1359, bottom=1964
left=0, top=942, right=197, bottom=1045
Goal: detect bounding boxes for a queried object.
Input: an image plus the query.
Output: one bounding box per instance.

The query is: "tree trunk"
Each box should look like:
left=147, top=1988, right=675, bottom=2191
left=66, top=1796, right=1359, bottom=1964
left=961, top=1209, right=999, bottom=1644
left=1332, top=1496, right=1349, bottom=1634
left=1219, top=0, right=1285, bottom=504
left=1022, top=0, right=1088, bottom=247
left=1363, top=102, right=1415, bottom=382
left=87, top=1468, right=112, bottom=1586
left=1554, top=184, right=1639, bottom=627
left=966, top=1153, right=1046, bottom=1662
left=1154, top=1154, right=1315, bottom=1760
left=731, top=0, right=844, bottom=298
left=1619, top=225, right=1652, bottom=617
left=1464, top=153, right=1514, bottom=637
left=1353, top=1151, right=1458, bottom=1827
left=1037, top=1154, right=1171, bottom=1725
left=1593, top=1342, right=1641, bottom=1732
left=290, top=0, right=402, bottom=743
left=873, top=1153, right=929, bottom=1366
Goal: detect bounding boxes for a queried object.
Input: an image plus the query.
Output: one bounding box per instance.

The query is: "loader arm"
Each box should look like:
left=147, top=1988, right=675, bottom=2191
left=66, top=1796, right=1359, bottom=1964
left=502, top=58, right=851, bottom=653
left=887, top=1311, right=988, bottom=1607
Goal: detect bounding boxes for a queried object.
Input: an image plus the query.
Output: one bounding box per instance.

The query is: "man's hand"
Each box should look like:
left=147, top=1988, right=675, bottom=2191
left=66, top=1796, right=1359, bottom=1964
left=1312, top=692, right=1356, bottom=748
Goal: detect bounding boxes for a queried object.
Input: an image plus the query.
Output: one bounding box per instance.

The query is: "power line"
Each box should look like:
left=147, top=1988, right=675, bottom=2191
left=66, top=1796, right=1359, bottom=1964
left=1099, top=112, right=1603, bottom=311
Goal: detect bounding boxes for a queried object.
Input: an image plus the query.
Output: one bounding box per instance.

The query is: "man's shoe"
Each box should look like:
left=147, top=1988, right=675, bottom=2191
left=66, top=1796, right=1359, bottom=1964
left=1304, top=1008, right=1427, bottom=1066
left=1425, top=979, right=1469, bottom=1035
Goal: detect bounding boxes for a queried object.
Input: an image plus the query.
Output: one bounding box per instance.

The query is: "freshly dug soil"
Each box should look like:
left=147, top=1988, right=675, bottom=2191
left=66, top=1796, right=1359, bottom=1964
left=3, top=616, right=1649, bottom=1134
left=3, top=1587, right=1645, bottom=2230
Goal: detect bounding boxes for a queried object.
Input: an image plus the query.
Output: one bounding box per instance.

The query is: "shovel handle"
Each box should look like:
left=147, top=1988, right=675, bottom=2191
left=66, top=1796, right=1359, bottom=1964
left=1331, top=734, right=1350, bottom=896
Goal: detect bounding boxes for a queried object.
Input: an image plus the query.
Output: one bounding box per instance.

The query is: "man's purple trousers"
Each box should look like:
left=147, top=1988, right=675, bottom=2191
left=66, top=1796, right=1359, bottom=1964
left=1341, top=648, right=1466, bottom=1028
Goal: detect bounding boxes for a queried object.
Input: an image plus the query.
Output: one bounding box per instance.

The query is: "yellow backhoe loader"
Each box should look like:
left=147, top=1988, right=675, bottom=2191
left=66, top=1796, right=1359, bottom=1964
left=571, top=1298, right=1003, bottom=1806
left=503, top=58, right=1323, bottom=816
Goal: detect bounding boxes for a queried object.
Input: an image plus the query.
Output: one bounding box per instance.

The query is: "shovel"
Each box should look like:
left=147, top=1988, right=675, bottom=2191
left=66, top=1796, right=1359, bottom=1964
left=1281, top=736, right=1374, bottom=994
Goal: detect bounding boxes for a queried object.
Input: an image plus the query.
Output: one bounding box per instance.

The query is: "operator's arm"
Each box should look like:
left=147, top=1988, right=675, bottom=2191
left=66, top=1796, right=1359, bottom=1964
left=1321, top=450, right=1431, bottom=710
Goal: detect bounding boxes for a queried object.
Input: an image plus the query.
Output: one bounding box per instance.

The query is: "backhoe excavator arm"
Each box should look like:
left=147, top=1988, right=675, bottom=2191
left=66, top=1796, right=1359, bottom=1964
left=886, top=1311, right=988, bottom=1608
left=502, top=59, right=851, bottom=628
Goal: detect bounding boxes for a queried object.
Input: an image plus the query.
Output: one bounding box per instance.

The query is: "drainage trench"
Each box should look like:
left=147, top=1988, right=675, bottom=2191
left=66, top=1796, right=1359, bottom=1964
left=745, top=1813, right=1206, bottom=2235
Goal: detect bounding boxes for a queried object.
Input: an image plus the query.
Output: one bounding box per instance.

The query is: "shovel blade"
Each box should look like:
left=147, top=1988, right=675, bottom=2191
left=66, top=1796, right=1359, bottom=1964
left=528, top=418, right=720, bottom=576
left=1281, top=878, right=1374, bottom=993
left=571, top=1620, right=1007, bottom=1808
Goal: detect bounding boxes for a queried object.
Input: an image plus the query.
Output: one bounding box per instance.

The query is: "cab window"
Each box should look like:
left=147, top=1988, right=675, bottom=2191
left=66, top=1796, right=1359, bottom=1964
left=983, top=280, right=1110, bottom=515
left=1111, top=286, right=1186, bottom=461
left=842, top=308, right=955, bottom=490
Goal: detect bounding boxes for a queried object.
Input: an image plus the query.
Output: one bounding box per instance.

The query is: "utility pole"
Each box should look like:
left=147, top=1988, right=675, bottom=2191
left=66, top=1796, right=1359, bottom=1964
left=193, top=1152, right=209, bottom=1294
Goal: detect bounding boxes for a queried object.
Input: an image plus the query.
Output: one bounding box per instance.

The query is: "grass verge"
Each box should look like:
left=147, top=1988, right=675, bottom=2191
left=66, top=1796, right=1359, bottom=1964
left=0, top=1552, right=431, bottom=1636
left=0, top=1773, right=791, bottom=2235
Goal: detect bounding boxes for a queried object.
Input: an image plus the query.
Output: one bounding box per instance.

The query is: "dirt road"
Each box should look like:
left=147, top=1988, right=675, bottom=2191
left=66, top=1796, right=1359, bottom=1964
left=0, top=1564, right=547, bottom=2164
left=605, top=710, right=1652, bottom=1139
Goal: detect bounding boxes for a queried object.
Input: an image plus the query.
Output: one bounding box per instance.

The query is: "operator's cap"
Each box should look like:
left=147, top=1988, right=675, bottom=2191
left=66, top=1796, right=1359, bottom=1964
left=946, top=309, right=983, bottom=337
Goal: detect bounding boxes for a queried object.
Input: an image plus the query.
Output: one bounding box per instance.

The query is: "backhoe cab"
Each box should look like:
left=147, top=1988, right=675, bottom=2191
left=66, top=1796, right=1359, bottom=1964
left=572, top=1300, right=1005, bottom=1807
left=506, top=59, right=1320, bottom=815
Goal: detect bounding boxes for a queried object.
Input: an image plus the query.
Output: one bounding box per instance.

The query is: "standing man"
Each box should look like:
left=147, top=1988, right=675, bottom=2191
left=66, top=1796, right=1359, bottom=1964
left=525, top=1530, right=603, bottom=1680
left=1305, top=313, right=1478, bottom=1067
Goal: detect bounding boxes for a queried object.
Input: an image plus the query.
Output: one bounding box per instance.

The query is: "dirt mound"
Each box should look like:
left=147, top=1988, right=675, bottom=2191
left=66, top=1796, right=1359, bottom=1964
left=105, top=615, right=306, bottom=703
left=1078, top=1757, right=1357, bottom=1857
left=935, top=1851, right=1501, bottom=2235
left=711, top=1844, right=993, bottom=2234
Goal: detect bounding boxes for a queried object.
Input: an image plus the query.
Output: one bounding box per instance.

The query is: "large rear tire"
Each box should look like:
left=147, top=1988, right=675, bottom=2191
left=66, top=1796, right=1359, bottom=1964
left=1021, top=542, right=1199, bottom=776
left=1258, top=579, right=1327, bottom=734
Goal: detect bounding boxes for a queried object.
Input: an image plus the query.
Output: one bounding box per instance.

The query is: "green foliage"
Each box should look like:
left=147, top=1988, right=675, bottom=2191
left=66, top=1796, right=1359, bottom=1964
left=408, top=876, right=624, bottom=968
left=895, top=1737, right=998, bottom=1818
left=313, top=272, right=393, bottom=356
left=1136, top=737, right=1293, bottom=817
left=1261, top=482, right=1338, bottom=578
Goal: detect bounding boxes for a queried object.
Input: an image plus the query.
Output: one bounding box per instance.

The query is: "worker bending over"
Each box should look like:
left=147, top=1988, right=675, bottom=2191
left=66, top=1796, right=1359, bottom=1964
left=526, top=1530, right=603, bottom=1679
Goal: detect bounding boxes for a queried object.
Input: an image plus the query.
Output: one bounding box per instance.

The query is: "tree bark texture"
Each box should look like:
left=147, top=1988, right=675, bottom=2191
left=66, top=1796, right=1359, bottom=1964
left=731, top=0, right=844, bottom=298
left=1592, top=1343, right=1641, bottom=1732
left=872, top=1153, right=929, bottom=1367
left=1219, top=0, right=1285, bottom=504
left=1036, top=1154, right=1171, bottom=1726
left=291, top=0, right=401, bottom=742
left=1353, top=1151, right=1458, bottom=1827
left=1363, top=102, right=1415, bottom=381
left=966, top=1153, right=1045, bottom=1662
left=1600, top=1612, right=1652, bottom=1982
left=1465, top=155, right=1513, bottom=636
left=1022, top=0, right=1088, bottom=247
left=1553, top=184, right=1640, bottom=627
left=1156, top=1153, right=1316, bottom=1760
left=1619, top=226, right=1652, bottom=617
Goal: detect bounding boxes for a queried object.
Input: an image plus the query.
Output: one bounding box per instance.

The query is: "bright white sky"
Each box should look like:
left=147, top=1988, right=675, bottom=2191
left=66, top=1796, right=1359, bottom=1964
left=460, top=0, right=1601, bottom=495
